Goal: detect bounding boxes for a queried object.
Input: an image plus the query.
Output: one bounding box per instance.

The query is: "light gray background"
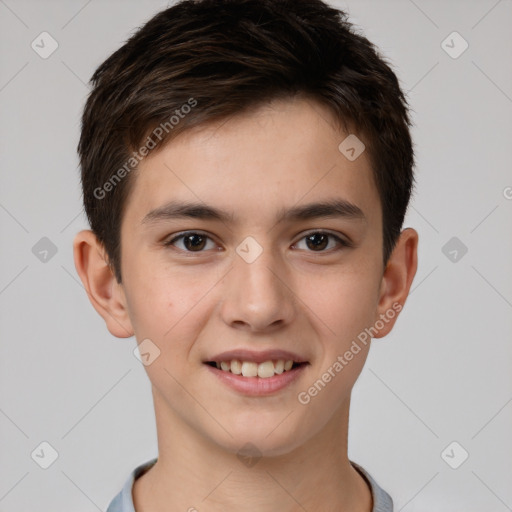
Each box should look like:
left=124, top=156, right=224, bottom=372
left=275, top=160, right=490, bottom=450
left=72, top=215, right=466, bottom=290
left=1, top=0, right=511, bottom=510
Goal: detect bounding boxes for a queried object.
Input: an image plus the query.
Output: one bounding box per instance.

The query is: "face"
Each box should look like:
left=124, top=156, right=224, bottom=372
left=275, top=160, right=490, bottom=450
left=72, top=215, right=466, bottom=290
left=117, top=97, right=388, bottom=456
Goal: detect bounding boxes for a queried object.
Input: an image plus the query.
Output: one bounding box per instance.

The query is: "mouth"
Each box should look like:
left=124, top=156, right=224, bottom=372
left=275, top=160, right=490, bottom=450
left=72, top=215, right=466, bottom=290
left=203, top=349, right=310, bottom=395
left=204, top=359, right=308, bottom=378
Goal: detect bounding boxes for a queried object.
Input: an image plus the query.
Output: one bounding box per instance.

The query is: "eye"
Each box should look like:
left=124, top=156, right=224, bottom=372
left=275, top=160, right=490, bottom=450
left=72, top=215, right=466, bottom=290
left=293, top=231, right=350, bottom=252
left=164, top=231, right=217, bottom=252
left=164, top=230, right=351, bottom=254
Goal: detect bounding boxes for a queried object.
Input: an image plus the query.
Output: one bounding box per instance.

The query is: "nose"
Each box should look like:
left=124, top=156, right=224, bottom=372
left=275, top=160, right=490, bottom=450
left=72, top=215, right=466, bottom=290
left=219, top=242, right=296, bottom=333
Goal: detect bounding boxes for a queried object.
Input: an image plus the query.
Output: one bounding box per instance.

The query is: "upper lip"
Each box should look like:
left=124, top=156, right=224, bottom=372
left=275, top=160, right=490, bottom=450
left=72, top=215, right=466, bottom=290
left=206, top=349, right=308, bottom=364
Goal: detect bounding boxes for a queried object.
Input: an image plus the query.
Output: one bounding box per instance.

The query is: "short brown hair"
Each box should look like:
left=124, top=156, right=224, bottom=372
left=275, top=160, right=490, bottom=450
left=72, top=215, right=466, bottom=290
left=78, top=0, right=415, bottom=283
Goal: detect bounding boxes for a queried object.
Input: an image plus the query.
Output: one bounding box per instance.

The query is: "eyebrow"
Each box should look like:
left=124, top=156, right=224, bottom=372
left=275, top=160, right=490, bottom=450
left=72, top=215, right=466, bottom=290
left=141, top=198, right=366, bottom=226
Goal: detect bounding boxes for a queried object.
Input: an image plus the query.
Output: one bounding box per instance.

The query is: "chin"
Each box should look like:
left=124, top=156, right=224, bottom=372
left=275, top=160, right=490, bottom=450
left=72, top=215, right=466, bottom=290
left=209, top=414, right=308, bottom=459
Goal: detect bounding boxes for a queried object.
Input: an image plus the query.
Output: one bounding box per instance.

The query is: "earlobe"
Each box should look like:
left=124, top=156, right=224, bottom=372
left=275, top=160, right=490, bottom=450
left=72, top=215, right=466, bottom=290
left=73, top=229, right=134, bottom=338
left=373, top=228, right=419, bottom=339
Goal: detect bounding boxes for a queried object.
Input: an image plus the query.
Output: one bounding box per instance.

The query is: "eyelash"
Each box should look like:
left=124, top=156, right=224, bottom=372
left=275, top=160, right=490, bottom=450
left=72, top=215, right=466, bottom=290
left=163, top=230, right=351, bottom=254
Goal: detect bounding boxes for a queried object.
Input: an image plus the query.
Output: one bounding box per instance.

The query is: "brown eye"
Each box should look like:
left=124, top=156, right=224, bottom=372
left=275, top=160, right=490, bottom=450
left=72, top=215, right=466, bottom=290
left=165, top=232, right=216, bottom=252
left=305, top=233, right=329, bottom=251
left=294, top=231, right=349, bottom=252
left=182, top=233, right=207, bottom=251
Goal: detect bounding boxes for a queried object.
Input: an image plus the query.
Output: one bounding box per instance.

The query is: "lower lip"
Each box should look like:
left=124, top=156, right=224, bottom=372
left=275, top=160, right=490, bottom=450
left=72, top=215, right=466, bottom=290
left=204, top=364, right=308, bottom=396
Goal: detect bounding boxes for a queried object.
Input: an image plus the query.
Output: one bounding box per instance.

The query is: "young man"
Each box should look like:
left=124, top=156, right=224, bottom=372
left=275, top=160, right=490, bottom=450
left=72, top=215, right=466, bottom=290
left=73, top=0, right=418, bottom=510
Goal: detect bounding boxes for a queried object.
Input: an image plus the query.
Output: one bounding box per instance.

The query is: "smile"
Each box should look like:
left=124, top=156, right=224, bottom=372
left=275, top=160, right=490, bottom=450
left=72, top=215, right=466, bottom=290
left=204, top=360, right=309, bottom=396
left=206, top=359, right=306, bottom=378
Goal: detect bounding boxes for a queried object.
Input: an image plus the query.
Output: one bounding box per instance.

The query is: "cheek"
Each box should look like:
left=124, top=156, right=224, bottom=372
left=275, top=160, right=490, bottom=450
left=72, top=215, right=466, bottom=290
left=124, top=266, right=215, bottom=357
left=301, top=267, right=379, bottom=346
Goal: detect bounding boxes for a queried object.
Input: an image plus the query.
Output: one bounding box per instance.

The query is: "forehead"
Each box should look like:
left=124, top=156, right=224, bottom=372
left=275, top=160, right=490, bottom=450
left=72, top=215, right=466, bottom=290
left=122, top=97, right=380, bottom=229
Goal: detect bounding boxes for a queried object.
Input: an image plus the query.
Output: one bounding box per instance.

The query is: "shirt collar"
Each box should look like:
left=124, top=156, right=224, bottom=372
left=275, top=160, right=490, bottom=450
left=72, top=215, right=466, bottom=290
left=107, top=457, right=393, bottom=512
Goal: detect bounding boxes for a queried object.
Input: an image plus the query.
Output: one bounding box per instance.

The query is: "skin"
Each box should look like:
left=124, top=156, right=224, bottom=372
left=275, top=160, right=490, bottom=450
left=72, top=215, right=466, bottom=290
left=74, top=96, right=418, bottom=511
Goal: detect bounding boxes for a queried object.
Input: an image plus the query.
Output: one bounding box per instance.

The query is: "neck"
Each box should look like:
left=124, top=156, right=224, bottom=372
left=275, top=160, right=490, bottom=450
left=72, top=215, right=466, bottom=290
left=133, top=387, right=372, bottom=512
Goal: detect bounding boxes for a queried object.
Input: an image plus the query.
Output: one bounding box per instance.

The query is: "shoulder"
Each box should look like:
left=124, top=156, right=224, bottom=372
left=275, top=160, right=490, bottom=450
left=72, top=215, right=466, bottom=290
left=351, top=461, right=394, bottom=512
left=106, top=458, right=158, bottom=512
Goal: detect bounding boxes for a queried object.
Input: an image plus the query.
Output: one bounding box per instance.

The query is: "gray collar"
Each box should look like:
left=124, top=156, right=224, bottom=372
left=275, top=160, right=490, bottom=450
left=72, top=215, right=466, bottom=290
left=107, top=458, right=393, bottom=512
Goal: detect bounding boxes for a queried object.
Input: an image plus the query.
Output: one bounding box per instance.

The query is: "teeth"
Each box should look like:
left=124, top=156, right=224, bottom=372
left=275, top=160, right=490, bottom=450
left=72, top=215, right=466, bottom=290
left=230, top=359, right=242, bottom=375
left=215, top=359, right=298, bottom=378
left=241, top=361, right=258, bottom=377
left=257, top=361, right=275, bottom=378
left=274, top=360, right=284, bottom=374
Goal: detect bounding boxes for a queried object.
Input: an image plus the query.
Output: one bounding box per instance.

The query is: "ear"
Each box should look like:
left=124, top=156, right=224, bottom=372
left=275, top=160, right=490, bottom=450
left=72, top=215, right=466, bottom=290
left=73, top=229, right=134, bottom=338
left=373, top=227, right=419, bottom=338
